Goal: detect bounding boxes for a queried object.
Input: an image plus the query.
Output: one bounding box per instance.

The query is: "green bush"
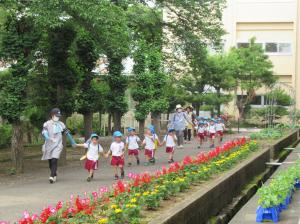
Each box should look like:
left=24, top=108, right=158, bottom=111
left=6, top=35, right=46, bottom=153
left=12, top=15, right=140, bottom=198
left=250, top=128, right=282, bottom=140
left=0, top=123, right=12, bottom=148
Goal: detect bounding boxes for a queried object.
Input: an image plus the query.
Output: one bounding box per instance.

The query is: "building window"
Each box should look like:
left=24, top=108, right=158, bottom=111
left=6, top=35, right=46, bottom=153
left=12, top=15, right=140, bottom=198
left=237, top=43, right=249, bottom=48
left=265, top=43, right=278, bottom=53
left=278, top=43, right=292, bottom=54
left=250, top=96, right=262, bottom=105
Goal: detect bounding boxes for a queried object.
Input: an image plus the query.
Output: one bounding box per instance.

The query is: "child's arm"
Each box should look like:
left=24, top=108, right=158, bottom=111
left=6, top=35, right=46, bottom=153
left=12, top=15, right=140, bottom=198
left=76, top=143, right=86, bottom=148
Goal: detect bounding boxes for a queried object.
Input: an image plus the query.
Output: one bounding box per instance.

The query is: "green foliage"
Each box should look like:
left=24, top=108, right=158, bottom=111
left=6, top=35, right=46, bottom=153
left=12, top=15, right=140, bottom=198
left=265, top=88, right=292, bottom=107
left=0, top=122, right=12, bottom=148
left=250, top=128, right=283, bottom=140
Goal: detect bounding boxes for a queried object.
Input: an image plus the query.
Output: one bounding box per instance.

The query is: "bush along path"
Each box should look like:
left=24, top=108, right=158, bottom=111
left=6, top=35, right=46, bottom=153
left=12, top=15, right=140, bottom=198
left=256, top=159, right=300, bottom=223
left=10, top=137, right=259, bottom=224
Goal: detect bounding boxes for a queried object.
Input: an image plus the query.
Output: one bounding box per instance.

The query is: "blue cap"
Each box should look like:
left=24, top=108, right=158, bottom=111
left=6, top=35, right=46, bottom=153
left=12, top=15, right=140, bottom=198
left=168, top=128, right=175, bottom=133
left=147, top=125, right=155, bottom=134
left=127, top=127, right=135, bottom=132
left=90, top=133, right=99, bottom=139
left=204, top=116, right=208, bottom=120
left=113, top=131, right=123, bottom=137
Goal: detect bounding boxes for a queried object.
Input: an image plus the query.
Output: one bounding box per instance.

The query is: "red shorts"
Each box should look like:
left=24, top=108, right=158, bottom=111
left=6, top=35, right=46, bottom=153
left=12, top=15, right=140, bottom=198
left=128, top=149, right=139, bottom=156
left=209, top=133, right=216, bottom=139
left=166, top=147, right=174, bottom=153
left=85, top=159, right=98, bottom=171
left=217, top=131, right=223, bottom=137
left=111, top=156, right=124, bottom=166
left=198, top=133, right=205, bottom=140
left=145, top=149, right=154, bottom=158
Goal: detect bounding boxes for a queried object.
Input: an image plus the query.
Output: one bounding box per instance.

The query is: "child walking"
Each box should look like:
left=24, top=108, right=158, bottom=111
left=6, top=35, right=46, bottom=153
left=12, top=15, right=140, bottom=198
left=76, top=133, right=105, bottom=182
left=142, top=125, right=161, bottom=166
left=216, top=118, right=225, bottom=143
left=106, top=131, right=125, bottom=180
left=125, top=127, right=141, bottom=166
left=161, top=128, right=177, bottom=163
left=208, top=119, right=217, bottom=148
left=197, top=121, right=205, bottom=148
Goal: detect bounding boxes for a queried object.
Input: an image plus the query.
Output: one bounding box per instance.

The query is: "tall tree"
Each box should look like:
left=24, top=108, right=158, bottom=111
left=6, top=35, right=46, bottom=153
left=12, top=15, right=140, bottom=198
left=74, top=32, right=99, bottom=140
left=229, top=38, right=276, bottom=119
left=0, top=3, right=40, bottom=173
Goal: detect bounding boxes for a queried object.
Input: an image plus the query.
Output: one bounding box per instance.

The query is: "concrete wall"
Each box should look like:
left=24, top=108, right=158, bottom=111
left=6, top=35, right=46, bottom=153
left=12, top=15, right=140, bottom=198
left=149, top=130, right=300, bottom=224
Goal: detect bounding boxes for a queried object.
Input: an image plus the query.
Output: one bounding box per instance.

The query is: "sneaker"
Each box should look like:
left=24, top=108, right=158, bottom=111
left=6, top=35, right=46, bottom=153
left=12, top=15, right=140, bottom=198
left=87, top=177, right=92, bottom=182
left=210, top=144, right=215, bottom=148
left=128, top=162, right=132, bottom=167
left=197, top=146, right=201, bottom=149
left=114, top=175, right=119, bottom=180
left=137, top=158, right=140, bottom=165
left=179, top=145, right=183, bottom=149
left=91, top=174, right=94, bottom=179
left=168, top=160, right=173, bottom=163
left=144, top=162, right=149, bottom=166
left=49, top=177, right=54, bottom=184
left=121, top=171, right=125, bottom=179
left=53, top=176, right=57, bottom=182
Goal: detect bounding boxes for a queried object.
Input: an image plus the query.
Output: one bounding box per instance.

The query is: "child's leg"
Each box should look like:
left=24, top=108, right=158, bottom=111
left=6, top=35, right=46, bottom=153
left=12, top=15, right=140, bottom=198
left=113, top=166, right=118, bottom=178
left=120, top=165, right=124, bottom=179
left=135, top=155, right=140, bottom=165
left=128, top=155, right=133, bottom=165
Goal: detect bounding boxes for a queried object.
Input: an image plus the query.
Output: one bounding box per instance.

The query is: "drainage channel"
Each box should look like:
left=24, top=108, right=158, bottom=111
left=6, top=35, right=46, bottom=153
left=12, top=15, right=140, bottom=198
left=208, top=140, right=300, bottom=224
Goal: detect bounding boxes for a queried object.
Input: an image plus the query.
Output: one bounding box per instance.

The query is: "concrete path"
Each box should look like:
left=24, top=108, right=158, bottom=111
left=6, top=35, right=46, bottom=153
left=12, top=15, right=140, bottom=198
left=230, top=145, right=300, bottom=224
left=0, top=134, right=245, bottom=222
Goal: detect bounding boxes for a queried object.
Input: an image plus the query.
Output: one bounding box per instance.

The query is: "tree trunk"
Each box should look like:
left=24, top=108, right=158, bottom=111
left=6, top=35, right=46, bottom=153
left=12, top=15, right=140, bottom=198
left=11, top=120, right=24, bottom=174
left=83, top=112, right=93, bottom=141
left=151, top=113, right=161, bottom=135
left=99, top=111, right=102, bottom=135
left=108, top=114, right=112, bottom=135
left=138, top=120, right=145, bottom=138
left=113, top=111, right=122, bottom=132
left=26, top=123, right=32, bottom=144
left=196, top=104, right=200, bottom=116
left=237, top=105, right=245, bottom=120
left=60, top=116, right=67, bottom=166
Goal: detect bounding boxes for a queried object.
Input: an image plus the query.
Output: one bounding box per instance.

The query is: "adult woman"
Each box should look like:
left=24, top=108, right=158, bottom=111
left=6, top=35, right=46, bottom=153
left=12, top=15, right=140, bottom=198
left=41, top=108, right=76, bottom=184
left=170, top=104, right=193, bottom=148
left=184, top=106, right=195, bottom=142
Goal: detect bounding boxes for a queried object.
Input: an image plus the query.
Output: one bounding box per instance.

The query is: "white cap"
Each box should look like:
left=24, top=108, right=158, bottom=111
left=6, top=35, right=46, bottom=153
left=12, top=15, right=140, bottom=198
left=176, top=104, right=182, bottom=110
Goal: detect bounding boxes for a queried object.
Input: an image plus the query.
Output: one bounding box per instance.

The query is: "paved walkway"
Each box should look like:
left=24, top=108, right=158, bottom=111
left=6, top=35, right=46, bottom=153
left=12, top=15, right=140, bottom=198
left=230, top=144, right=300, bottom=224
left=0, top=134, right=245, bottom=222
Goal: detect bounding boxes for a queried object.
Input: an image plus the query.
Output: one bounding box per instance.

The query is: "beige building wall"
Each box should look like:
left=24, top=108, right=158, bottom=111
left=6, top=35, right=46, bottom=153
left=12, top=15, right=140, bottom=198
left=222, top=0, right=300, bottom=114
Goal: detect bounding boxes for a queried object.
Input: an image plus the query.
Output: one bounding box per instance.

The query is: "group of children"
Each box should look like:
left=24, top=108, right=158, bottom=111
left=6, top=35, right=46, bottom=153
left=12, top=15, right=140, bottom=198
left=196, top=117, right=226, bottom=148
left=78, top=118, right=225, bottom=182
left=76, top=125, right=177, bottom=181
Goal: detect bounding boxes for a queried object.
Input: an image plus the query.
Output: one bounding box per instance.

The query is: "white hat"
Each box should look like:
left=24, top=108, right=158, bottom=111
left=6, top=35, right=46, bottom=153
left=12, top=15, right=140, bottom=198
left=176, top=104, right=182, bottom=110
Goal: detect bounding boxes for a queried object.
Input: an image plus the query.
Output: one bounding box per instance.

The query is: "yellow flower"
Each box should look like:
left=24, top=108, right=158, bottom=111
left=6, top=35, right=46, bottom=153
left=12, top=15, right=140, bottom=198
left=143, top=191, right=150, bottom=196
left=130, top=198, right=137, bottom=203
left=98, top=218, right=108, bottom=224
left=135, top=193, right=141, bottom=197
left=115, top=208, right=122, bottom=214
left=126, top=203, right=137, bottom=208
left=111, top=204, right=118, bottom=209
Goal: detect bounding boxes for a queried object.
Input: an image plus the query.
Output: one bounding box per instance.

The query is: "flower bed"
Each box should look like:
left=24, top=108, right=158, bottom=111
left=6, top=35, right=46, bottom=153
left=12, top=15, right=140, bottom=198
left=256, top=159, right=300, bottom=223
left=5, top=137, right=259, bottom=224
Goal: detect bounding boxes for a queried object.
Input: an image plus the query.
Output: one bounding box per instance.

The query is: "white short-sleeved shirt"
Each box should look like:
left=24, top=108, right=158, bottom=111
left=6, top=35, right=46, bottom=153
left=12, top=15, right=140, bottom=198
left=126, top=135, right=140, bottom=150
left=84, top=142, right=103, bottom=161
left=163, top=134, right=177, bottom=147
left=216, top=123, right=225, bottom=131
left=208, top=125, right=216, bottom=134
left=198, top=126, right=205, bottom=134
left=110, top=142, right=125, bottom=156
left=143, top=134, right=158, bottom=150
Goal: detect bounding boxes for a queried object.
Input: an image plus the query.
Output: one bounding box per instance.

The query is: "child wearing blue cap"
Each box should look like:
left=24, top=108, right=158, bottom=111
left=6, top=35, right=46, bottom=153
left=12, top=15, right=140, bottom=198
left=161, top=128, right=177, bottom=163
left=197, top=122, right=205, bottom=148
left=106, top=131, right=125, bottom=180
left=216, top=118, right=226, bottom=143
left=208, top=119, right=217, bottom=148
left=142, top=125, right=161, bottom=165
left=125, top=127, right=141, bottom=166
left=76, top=133, right=105, bottom=182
